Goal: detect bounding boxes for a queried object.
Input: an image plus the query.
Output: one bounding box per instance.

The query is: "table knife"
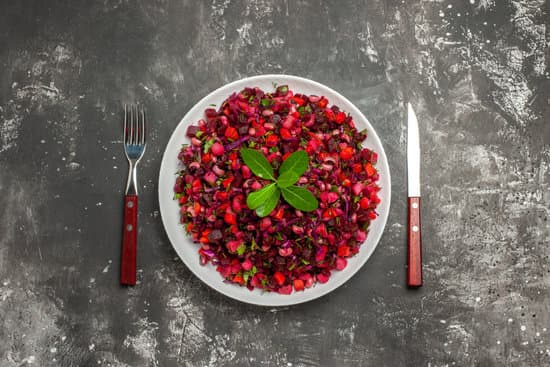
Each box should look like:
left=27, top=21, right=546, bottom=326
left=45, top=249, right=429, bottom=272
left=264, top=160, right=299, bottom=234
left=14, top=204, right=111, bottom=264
left=407, top=103, right=422, bottom=287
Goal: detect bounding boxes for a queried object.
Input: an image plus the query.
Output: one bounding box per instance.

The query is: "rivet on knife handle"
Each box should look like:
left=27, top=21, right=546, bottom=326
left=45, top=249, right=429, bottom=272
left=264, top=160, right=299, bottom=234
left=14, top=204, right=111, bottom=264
left=407, top=197, right=422, bottom=287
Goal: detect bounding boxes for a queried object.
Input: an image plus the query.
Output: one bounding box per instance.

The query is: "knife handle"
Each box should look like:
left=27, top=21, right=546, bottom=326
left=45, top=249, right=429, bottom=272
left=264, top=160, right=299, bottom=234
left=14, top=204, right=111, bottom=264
left=121, top=195, right=138, bottom=286
left=407, top=197, right=422, bottom=287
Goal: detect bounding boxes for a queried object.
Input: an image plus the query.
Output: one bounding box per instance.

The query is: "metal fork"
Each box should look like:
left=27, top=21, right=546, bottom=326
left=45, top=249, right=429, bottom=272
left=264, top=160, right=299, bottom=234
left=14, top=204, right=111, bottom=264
left=121, top=104, right=146, bottom=285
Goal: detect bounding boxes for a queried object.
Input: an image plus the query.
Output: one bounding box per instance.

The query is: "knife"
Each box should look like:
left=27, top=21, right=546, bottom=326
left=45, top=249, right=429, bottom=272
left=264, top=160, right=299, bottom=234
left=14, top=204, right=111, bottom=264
left=407, top=103, right=422, bottom=287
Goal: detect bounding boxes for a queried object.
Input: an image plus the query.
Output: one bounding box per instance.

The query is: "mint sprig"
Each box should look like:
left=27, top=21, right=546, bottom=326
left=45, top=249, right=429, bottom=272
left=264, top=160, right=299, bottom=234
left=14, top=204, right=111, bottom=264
left=240, top=148, right=319, bottom=217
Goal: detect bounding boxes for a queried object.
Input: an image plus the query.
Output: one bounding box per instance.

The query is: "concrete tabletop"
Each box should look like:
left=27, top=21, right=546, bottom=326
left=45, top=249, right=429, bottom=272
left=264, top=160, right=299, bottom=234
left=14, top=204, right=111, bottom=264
left=1, top=1, right=549, bottom=366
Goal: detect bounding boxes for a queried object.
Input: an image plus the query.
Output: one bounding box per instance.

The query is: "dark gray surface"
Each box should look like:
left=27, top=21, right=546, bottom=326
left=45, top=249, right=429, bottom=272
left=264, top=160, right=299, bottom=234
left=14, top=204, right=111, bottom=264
left=1, top=1, right=549, bottom=366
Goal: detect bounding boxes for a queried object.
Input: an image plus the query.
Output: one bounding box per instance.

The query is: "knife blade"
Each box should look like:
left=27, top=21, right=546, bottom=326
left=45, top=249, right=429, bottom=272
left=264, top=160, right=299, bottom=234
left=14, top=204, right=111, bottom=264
left=407, top=103, right=422, bottom=287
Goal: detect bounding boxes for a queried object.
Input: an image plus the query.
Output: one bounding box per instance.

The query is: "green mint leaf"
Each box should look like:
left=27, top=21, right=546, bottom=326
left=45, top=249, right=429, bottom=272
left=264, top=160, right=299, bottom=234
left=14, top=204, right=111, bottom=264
left=250, top=238, right=258, bottom=251
left=247, top=183, right=278, bottom=210
left=255, top=188, right=280, bottom=217
left=240, top=148, right=275, bottom=180
left=281, top=185, right=319, bottom=212
left=277, top=170, right=300, bottom=188
left=279, top=150, right=309, bottom=178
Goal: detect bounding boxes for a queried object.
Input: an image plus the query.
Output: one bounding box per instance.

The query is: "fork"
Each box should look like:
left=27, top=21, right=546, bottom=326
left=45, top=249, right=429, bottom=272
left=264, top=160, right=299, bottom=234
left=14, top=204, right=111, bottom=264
left=121, top=104, right=146, bottom=285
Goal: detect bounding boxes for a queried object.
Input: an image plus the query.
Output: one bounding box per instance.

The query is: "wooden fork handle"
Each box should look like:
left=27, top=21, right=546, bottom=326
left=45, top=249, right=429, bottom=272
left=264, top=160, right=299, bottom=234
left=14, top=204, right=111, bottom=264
left=407, top=196, right=423, bottom=287
left=121, top=195, right=138, bottom=285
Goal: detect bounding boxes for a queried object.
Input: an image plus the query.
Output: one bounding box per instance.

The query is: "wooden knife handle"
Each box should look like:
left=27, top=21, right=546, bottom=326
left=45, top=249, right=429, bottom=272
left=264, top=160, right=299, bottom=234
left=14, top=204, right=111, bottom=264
left=120, top=195, right=138, bottom=285
left=407, top=197, right=422, bottom=287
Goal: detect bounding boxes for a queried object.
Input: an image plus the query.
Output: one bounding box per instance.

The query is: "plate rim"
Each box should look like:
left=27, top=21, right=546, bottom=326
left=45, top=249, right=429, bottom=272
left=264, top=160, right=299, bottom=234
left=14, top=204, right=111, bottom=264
left=158, top=74, right=391, bottom=306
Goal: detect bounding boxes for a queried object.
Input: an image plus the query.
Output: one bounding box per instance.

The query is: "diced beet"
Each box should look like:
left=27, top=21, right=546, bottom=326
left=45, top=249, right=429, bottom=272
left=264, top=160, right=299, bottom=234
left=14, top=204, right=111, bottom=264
left=208, top=229, right=223, bottom=241
left=186, top=125, right=200, bottom=137
left=238, top=125, right=249, bottom=135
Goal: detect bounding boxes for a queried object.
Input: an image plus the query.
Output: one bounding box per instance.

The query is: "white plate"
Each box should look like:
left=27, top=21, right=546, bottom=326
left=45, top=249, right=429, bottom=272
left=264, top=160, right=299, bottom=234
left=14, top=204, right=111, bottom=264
left=158, top=75, right=391, bottom=306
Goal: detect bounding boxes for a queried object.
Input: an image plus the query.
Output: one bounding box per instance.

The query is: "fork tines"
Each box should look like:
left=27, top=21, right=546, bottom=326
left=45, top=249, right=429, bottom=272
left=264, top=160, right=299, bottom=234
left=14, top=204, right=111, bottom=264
left=124, top=104, right=146, bottom=147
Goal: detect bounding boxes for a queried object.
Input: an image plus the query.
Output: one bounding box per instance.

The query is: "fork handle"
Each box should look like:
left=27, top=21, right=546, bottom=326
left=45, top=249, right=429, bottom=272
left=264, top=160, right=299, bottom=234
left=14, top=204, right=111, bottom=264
left=407, top=197, right=422, bottom=287
left=121, top=195, right=138, bottom=285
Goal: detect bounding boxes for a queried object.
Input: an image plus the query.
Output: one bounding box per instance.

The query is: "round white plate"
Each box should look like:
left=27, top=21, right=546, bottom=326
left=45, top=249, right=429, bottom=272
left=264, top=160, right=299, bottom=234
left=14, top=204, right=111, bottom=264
left=158, top=75, right=391, bottom=306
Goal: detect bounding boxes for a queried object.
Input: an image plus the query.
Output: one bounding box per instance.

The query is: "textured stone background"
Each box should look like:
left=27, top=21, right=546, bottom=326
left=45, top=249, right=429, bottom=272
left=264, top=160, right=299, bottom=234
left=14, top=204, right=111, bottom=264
left=1, top=1, right=549, bottom=366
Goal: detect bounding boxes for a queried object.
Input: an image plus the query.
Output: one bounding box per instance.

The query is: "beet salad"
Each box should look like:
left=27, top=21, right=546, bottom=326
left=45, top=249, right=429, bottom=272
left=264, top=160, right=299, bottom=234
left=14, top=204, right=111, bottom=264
left=174, top=85, right=381, bottom=294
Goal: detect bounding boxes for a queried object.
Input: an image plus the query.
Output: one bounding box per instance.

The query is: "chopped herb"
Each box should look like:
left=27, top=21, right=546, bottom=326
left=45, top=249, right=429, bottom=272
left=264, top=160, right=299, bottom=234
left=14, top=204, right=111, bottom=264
left=203, top=138, right=215, bottom=153
left=236, top=244, right=247, bottom=256
left=275, top=232, right=283, bottom=241
left=250, top=238, right=258, bottom=251
left=277, top=85, right=288, bottom=94
left=301, top=259, right=310, bottom=265
left=195, top=130, right=203, bottom=138
left=298, top=105, right=312, bottom=116
left=243, top=266, right=257, bottom=282
left=260, top=99, right=274, bottom=107
left=209, top=103, right=217, bottom=107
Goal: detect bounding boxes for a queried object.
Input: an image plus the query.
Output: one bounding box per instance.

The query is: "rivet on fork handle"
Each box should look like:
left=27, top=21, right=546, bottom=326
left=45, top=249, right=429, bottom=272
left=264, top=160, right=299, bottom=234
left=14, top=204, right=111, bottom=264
left=121, top=195, right=138, bottom=285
